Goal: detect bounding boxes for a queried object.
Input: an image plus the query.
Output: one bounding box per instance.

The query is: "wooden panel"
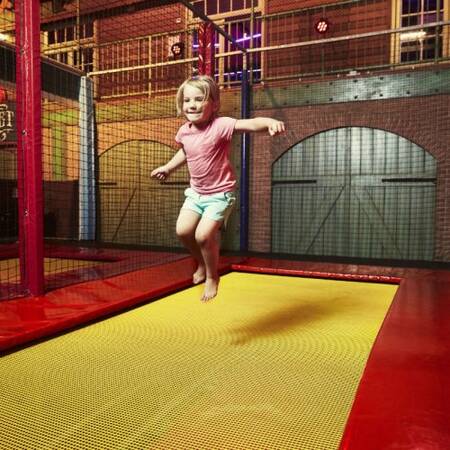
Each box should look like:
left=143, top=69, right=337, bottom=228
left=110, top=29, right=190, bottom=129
left=272, top=127, right=436, bottom=260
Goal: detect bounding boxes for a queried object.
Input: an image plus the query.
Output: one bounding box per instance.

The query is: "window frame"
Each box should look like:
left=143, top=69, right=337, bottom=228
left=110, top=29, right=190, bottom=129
left=391, top=0, right=449, bottom=64
left=43, top=20, right=96, bottom=73
left=191, top=0, right=262, bottom=19
left=189, top=0, right=264, bottom=86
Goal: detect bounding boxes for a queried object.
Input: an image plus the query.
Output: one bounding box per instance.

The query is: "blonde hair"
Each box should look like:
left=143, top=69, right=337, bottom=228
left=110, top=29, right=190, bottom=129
left=175, top=75, right=220, bottom=116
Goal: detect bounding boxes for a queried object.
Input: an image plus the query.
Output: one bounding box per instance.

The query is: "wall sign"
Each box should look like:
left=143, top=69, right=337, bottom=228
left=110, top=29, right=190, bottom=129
left=0, top=102, right=15, bottom=143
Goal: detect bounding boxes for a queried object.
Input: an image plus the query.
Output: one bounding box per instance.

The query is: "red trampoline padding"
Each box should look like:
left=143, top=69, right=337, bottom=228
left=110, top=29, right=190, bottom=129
left=0, top=258, right=233, bottom=352
left=339, top=276, right=450, bottom=450
left=1, top=256, right=449, bottom=450
left=231, top=263, right=401, bottom=284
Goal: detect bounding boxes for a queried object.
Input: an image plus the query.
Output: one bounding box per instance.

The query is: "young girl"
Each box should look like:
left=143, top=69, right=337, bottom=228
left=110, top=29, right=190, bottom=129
left=151, top=75, right=285, bottom=301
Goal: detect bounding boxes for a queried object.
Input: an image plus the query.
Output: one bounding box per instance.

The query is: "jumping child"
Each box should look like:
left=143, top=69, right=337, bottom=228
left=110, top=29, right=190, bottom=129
left=151, top=75, right=285, bottom=301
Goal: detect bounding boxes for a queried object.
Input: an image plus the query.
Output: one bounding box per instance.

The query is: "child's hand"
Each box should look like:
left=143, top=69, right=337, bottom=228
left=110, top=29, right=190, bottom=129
left=268, top=120, right=285, bottom=136
left=151, top=166, right=170, bottom=181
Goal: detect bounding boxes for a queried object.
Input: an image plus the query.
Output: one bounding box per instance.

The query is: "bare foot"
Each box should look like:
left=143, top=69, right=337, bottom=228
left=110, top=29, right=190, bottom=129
left=193, top=265, right=206, bottom=285
left=201, top=277, right=219, bottom=302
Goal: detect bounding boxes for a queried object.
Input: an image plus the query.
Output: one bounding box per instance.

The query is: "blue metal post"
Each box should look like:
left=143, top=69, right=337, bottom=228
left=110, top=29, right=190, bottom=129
left=78, top=76, right=96, bottom=240
left=240, top=56, right=251, bottom=252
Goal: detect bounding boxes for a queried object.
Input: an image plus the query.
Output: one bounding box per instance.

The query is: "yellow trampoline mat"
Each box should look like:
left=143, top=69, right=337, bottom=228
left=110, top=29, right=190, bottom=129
left=0, top=258, right=105, bottom=282
left=0, top=272, right=397, bottom=450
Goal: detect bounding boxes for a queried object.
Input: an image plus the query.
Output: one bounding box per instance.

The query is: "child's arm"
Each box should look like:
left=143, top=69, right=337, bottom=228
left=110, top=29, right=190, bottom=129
left=151, top=148, right=186, bottom=181
left=235, top=117, right=285, bottom=136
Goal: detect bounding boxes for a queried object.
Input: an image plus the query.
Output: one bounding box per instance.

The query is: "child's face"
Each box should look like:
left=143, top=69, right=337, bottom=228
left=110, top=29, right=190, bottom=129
left=182, top=84, right=216, bottom=126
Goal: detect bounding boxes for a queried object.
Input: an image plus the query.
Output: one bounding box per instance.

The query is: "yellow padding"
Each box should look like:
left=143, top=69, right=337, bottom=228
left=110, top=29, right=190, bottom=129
left=0, top=273, right=397, bottom=450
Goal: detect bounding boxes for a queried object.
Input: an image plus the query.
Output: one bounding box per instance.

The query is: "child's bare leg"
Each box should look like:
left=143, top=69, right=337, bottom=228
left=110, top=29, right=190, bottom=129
left=195, top=217, right=222, bottom=301
left=176, top=209, right=205, bottom=283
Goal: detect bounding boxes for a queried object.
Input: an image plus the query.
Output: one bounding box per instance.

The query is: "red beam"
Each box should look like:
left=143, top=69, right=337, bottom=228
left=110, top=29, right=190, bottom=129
left=198, top=22, right=215, bottom=77
left=15, top=0, right=44, bottom=296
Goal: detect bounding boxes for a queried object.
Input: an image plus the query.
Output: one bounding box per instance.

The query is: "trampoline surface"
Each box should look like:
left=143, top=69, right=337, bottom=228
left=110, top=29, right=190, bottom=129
left=0, top=258, right=106, bottom=282
left=0, top=272, right=397, bottom=449
left=0, top=244, right=187, bottom=296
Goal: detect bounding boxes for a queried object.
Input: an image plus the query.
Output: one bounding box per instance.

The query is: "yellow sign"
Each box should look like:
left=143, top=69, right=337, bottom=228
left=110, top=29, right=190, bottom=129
left=0, top=102, right=15, bottom=142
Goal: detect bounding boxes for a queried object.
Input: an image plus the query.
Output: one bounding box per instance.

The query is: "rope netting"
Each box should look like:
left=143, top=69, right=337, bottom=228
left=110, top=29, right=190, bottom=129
left=1, top=0, right=449, bottom=298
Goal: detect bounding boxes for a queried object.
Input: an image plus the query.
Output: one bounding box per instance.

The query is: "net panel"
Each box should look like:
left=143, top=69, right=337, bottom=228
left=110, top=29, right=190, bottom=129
left=243, top=0, right=450, bottom=263
left=38, top=1, right=204, bottom=294
left=0, top=4, right=19, bottom=298
left=1, top=0, right=450, bottom=299
left=0, top=1, right=209, bottom=299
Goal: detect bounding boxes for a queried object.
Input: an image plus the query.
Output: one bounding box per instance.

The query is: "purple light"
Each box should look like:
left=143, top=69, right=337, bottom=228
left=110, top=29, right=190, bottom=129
left=192, top=33, right=262, bottom=48
left=223, top=69, right=261, bottom=76
left=235, top=33, right=262, bottom=43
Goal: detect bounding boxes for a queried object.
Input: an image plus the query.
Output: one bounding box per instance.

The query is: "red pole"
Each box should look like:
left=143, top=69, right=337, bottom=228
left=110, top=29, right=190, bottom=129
left=198, top=22, right=215, bottom=77
left=15, top=0, right=44, bottom=296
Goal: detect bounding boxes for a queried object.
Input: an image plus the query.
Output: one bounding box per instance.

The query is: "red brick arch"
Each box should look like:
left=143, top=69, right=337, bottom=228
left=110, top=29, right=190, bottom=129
left=250, top=95, right=450, bottom=259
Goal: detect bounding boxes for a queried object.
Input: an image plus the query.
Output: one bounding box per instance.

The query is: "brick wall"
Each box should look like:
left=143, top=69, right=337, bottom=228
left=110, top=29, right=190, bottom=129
left=264, top=0, right=391, bottom=78
left=250, top=94, right=450, bottom=260
left=98, top=4, right=185, bottom=43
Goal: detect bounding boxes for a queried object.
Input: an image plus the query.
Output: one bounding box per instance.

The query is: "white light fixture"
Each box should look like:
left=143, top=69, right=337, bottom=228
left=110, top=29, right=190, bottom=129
left=0, top=33, right=10, bottom=41
left=400, top=30, right=427, bottom=41
left=315, top=18, right=330, bottom=34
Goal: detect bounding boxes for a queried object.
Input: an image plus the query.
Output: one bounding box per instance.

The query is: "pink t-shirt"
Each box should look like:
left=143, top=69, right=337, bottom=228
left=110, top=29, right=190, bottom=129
left=175, top=116, right=237, bottom=195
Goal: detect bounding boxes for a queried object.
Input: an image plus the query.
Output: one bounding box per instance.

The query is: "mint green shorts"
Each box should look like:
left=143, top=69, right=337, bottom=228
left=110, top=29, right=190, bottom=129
left=182, top=188, right=236, bottom=224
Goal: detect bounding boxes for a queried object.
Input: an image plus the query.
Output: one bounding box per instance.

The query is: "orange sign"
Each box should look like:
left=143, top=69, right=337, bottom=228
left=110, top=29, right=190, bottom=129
left=0, top=0, right=13, bottom=13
